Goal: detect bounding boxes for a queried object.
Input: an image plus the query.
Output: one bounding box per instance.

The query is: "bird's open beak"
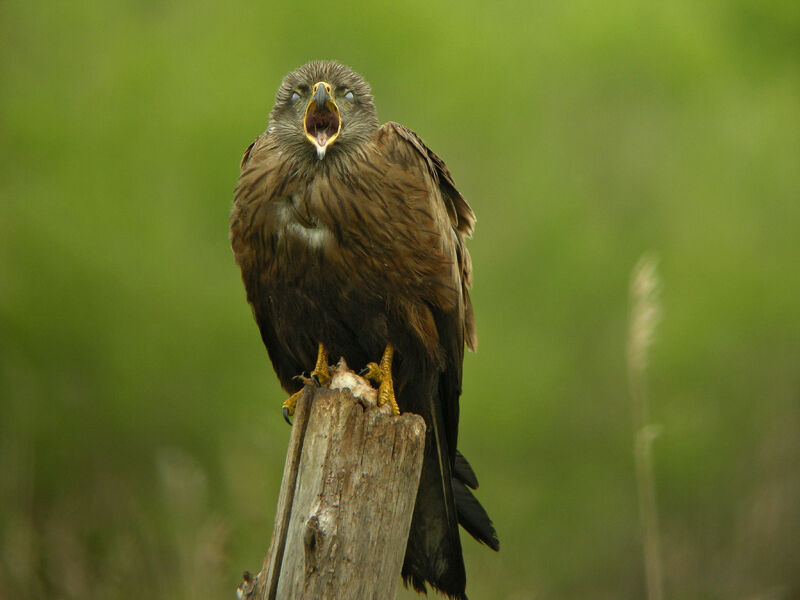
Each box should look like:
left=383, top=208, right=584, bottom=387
left=304, top=81, right=341, bottom=160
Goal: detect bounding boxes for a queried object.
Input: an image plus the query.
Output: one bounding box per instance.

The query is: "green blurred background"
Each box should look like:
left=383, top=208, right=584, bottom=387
left=2, top=1, right=799, bottom=598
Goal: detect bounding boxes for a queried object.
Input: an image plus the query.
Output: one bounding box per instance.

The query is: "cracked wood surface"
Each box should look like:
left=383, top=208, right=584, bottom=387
left=238, top=372, right=426, bottom=600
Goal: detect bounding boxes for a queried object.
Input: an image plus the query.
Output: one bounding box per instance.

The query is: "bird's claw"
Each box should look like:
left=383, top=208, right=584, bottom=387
left=282, top=343, right=332, bottom=426
left=378, top=377, right=400, bottom=416
left=310, top=364, right=332, bottom=387
left=360, top=362, right=382, bottom=382
left=362, top=347, right=399, bottom=415
left=309, top=342, right=332, bottom=387
left=282, top=389, right=304, bottom=426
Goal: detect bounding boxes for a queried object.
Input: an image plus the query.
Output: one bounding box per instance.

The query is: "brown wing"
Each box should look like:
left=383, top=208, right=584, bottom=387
left=373, top=122, right=476, bottom=456
left=379, top=122, right=477, bottom=352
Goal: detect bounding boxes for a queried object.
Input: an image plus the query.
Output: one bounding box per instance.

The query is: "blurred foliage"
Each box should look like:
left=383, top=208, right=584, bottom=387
left=1, top=1, right=799, bottom=598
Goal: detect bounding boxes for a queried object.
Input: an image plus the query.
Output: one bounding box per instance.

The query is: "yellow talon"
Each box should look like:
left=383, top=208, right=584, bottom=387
left=361, top=361, right=382, bottom=383
left=310, top=342, right=331, bottom=387
left=362, top=345, right=400, bottom=416
left=282, top=343, right=331, bottom=425
left=378, top=376, right=400, bottom=416
left=282, top=389, right=303, bottom=424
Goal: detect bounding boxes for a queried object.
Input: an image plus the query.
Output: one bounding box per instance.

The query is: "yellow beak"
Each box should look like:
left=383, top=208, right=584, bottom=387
left=304, top=81, right=342, bottom=159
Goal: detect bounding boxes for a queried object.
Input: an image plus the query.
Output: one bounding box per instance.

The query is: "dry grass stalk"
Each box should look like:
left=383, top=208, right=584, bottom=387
left=627, top=254, right=664, bottom=600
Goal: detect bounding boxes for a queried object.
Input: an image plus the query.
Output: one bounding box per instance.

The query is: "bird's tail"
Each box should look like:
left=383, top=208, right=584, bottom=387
left=401, top=384, right=498, bottom=599
left=401, top=448, right=499, bottom=599
left=402, top=434, right=467, bottom=599
left=453, top=450, right=500, bottom=551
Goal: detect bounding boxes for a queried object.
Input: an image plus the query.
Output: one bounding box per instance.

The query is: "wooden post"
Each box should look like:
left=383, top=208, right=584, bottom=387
left=238, top=362, right=426, bottom=600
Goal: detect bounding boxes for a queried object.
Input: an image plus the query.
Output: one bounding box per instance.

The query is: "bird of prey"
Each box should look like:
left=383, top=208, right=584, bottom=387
left=230, top=60, right=499, bottom=599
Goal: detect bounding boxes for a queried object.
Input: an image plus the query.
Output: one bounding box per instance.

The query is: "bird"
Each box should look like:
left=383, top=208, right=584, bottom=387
left=230, top=60, right=499, bottom=599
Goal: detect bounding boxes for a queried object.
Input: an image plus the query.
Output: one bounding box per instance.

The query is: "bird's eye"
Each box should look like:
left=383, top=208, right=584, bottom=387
left=344, top=91, right=354, bottom=102
left=289, top=91, right=300, bottom=105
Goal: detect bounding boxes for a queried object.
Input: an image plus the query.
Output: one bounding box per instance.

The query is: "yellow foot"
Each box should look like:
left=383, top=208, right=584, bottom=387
left=282, top=389, right=303, bottom=424
left=360, top=345, right=400, bottom=416
left=310, top=342, right=332, bottom=387
left=282, top=343, right=332, bottom=425
left=378, top=377, right=399, bottom=416
left=360, top=362, right=382, bottom=382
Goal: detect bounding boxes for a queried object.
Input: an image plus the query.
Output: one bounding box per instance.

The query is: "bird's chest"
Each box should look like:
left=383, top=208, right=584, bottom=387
left=274, top=192, right=333, bottom=256
left=247, top=171, right=393, bottom=305
left=263, top=187, right=362, bottom=292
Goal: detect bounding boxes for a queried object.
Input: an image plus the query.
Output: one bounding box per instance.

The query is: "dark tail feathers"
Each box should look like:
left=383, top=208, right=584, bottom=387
left=453, top=450, right=500, bottom=551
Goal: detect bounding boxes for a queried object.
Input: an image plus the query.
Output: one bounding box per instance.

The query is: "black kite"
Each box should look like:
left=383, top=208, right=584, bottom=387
left=230, top=60, right=498, bottom=599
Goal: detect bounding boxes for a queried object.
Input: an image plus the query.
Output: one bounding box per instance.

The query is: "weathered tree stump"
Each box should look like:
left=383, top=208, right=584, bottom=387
left=238, top=362, right=426, bottom=600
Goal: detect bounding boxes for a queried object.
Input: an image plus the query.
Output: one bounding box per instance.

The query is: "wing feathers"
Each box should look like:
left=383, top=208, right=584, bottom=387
left=379, top=122, right=477, bottom=353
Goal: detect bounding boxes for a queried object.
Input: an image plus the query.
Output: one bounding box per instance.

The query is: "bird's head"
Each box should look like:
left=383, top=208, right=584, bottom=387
left=268, top=61, right=380, bottom=164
